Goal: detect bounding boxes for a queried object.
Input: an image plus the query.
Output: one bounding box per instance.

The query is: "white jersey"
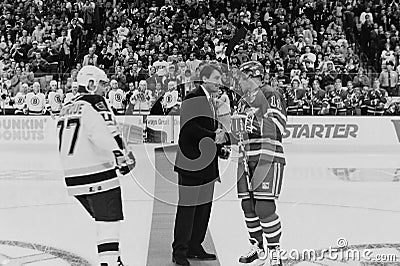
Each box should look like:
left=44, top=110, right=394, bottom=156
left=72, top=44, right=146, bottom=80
left=47, top=89, right=64, bottom=113
left=26, top=92, right=46, bottom=115
left=58, top=94, right=123, bottom=196
left=64, top=92, right=80, bottom=104
left=153, top=60, right=169, bottom=76
left=0, top=88, right=11, bottom=108
left=108, top=89, right=125, bottom=114
left=13, top=92, right=26, bottom=110
left=130, top=89, right=153, bottom=112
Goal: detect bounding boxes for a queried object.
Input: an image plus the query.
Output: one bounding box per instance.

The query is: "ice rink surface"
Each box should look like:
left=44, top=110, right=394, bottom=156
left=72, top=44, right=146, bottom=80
left=0, top=143, right=399, bottom=266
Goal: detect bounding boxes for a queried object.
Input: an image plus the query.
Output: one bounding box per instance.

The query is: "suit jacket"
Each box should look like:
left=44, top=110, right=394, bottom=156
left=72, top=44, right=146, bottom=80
left=174, top=86, right=221, bottom=182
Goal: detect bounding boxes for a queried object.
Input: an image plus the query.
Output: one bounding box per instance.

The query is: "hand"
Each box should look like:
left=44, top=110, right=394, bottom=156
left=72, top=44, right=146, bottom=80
left=215, top=129, right=226, bottom=144
left=219, top=146, right=231, bottom=160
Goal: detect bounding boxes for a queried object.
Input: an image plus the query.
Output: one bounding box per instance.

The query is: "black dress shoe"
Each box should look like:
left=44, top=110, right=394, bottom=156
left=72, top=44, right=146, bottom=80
left=187, top=250, right=217, bottom=260
left=172, top=255, right=190, bottom=265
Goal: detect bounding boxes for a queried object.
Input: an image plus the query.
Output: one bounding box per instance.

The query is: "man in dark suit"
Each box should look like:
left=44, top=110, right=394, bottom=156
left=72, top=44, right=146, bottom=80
left=172, top=64, right=228, bottom=265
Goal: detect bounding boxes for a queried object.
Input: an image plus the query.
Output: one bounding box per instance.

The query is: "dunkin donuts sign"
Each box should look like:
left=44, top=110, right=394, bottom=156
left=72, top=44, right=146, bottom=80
left=0, top=117, right=50, bottom=142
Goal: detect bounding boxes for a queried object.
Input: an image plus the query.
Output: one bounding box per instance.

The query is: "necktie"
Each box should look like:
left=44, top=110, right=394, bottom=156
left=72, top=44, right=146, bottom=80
left=388, top=70, right=391, bottom=88
left=209, top=96, right=217, bottom=128
left=209, top=96, right=215, bottom=119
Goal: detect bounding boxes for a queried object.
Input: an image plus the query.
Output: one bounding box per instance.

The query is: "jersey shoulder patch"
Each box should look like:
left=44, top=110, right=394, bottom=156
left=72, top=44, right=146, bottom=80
left=76, top=94, right=110, bottom=112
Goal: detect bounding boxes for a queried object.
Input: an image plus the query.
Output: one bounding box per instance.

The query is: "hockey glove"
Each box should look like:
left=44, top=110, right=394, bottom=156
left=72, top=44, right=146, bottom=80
left=219, top=145, right=231, bottom=160
left=126, top=150, right=136, bottom=170
left=113, top=150, right=130, bottom=175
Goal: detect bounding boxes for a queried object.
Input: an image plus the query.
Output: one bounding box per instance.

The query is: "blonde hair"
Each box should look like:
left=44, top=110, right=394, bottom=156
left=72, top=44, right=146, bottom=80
left=139, top=80, right=147, bottom=89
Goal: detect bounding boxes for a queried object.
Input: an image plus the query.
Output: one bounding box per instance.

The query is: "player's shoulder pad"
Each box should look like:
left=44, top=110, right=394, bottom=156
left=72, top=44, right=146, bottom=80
left=76, top=94, right=111, bottom=112
left=259, top=84, right=275, bottom=97
left=260, top=85, right=285, bottom=102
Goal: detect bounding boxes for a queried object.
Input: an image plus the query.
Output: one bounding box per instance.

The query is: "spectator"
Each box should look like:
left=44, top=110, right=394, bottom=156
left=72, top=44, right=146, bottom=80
left=42, top=39, right=60, bottom=63
left=280, top=37, right=297, bottom=59
left=322, top=61, right=338, bottom=87
left=215, top=87, right=231, bottom=132
left=82, top=47, right=98, bottom=66
left=31, top=52, right=49, bottom=90
left=10, top=67, right=23, bottom=96
left=381, top=43, right=395, bottom=65
left=0, top=0, right=395, bottom=115
left=153, top=53, right=169, bottom=77
left=10, top=40, right=25, bottom=63
left=379, top=61, right=398, bottom=96
left=31, top=23, right=45, bottom=44
left=57, top=30, right=71, bottom=68
left=20, top=64, right=35, bottom=87
left=253, top=21, right=267, bottom=42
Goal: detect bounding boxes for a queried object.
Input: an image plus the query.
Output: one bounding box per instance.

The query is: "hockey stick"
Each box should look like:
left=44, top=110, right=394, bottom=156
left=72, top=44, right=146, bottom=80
left=232, top=111, right=252, bottom=191
left=238, top=130, right=252, bottom=191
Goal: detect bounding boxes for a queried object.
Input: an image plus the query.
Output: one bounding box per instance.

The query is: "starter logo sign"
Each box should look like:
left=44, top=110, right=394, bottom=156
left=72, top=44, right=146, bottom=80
left=283, top=124, right=358, bottom=139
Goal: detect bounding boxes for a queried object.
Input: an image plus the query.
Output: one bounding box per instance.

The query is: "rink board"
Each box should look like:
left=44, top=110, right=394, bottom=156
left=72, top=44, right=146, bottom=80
left=1, top=116, right=400, bottom=180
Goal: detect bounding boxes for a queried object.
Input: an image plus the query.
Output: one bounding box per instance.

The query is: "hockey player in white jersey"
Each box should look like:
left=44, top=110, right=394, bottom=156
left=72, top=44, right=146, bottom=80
left=26, top=82, right=46, bottom=115
left=58, top=65, right=135, bottom=266
left=46, top=80, right=64, bottom=115
left=0, top=83, right=11, bottom=114
left=13, top=83, right=28, bottom=114
left=64, top=81, right=80, bottom=104
left=107, top=79, right=125, bottom=115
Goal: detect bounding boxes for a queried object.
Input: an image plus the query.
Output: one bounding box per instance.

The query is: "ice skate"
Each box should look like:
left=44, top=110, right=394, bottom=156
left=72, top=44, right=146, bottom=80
left=239, top=238, right=267, bottom=266
left=266, top=246, right=282, bottom=266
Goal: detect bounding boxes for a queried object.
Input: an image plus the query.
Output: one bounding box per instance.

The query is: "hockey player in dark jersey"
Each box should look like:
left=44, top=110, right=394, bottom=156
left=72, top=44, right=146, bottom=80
left=344, top=81, right=362, bottom=115
left=364, top=80, right=388, bottom=116
left=303, top=79, right=329, bottom=115
left=284, top=78, right=306, bottom=115
left=328, top=79, right=348, bottom=116
left=232, top=61, right=286, bottom=266
left=58, top=66, right=135, bottom=266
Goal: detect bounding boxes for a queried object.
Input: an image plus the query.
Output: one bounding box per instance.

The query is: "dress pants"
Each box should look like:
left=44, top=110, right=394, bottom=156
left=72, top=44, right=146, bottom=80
left=172, top=173, right=215, bottom=258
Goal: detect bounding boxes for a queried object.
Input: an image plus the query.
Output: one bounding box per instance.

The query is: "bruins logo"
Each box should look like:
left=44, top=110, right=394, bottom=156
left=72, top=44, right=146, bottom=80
left=115, top=93, right=122, bottom=102
left=16, top=97, right=24, bottom=105
left=30, top=97, right=40, bottom=106
left=54, top=94, right=62, bottom=104
left=165, top=94, right=173, bottom=103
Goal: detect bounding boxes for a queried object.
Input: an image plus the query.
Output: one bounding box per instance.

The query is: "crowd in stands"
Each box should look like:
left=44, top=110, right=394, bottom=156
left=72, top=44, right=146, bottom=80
left=1, top=0, right=400, bottom=115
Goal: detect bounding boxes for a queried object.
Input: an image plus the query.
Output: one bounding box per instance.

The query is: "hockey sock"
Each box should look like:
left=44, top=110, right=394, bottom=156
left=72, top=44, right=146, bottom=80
left=241, top=198, right=263, bottom=246
left=96, top=221, right=121, bottom=266
left=255, top=200, right=281, bottom=249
